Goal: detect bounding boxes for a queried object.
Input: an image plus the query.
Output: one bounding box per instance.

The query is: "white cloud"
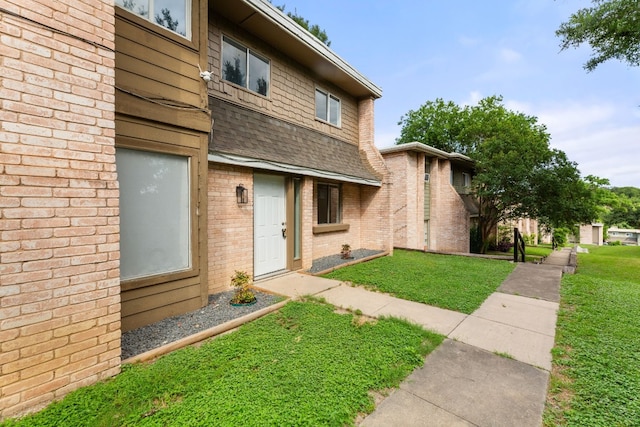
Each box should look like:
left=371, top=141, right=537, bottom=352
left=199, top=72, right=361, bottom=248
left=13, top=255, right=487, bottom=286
left=461, top=91, right=483, bottom=107
left=521, top=100, right=640, bottom=186
left=499, top=48, right=523, bottom=63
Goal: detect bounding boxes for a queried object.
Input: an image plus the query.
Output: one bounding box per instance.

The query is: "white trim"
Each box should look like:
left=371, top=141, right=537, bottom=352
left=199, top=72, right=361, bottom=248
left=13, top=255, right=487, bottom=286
left=208, top=152, right=381, bottom=187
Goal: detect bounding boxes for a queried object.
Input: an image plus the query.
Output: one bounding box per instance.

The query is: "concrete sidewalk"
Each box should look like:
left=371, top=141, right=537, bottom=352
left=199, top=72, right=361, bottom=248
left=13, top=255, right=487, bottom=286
left=256, top=247, right=573, bottom=426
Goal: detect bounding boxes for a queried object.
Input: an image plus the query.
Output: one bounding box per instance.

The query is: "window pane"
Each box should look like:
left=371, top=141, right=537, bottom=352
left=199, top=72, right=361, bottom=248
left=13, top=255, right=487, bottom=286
left=116, top=0, right=150, bottom=19
left=317, top=184, right=328, bottom=224
left=249, top=52, right=270, bottom=96
left=222, top=37, right=247, bottom=87
left=154, top=0, right=188, bottom=37
left=329, top=95, right=340, bottom=126
left=116, top=148, right=191, bottom=280
left=315, top=90, right=328, bottom=121
left=116, top=0, right=190, bottom=38
left=329, top=185, right=340, bottom=223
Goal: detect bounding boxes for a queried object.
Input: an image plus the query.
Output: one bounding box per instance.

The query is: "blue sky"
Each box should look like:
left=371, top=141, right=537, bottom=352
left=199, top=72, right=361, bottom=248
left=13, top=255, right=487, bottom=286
left=282, top=0, right=640, bottom=187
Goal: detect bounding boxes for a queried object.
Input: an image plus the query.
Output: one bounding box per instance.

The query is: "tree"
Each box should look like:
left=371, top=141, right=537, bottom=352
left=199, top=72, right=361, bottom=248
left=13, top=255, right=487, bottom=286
left=557, top=0, right=640, bottom=71
left=397, top=96, right=601, bottom=252
left=271, top=3, right=331, bottom=46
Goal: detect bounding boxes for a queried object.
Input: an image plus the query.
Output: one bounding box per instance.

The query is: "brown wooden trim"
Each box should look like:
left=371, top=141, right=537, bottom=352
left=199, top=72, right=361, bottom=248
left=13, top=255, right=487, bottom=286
left=116, top=122, right=202, bottom=293
left=286, top=177, right=303, bottom=271
left=116, top=91, right=211, bottom=133
left=313, top=223, right=350, bottom=234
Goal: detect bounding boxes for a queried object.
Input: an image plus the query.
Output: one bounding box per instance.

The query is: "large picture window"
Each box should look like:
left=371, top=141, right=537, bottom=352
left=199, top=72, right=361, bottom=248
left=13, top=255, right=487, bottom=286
left=315, top=89, right=341, bottom=126
left=222, top=36, right=270, bottom=96
left=317, top=183, right=341, bottom=224
left=116, top=148, right=192, bottom=280
left=116, top=0, right=191, bottom=39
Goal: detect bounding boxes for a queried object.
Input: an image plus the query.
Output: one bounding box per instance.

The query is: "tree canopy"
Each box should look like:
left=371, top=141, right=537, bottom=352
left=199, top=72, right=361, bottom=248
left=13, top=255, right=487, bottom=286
left=557, top=0, right=640, bottom=71
left=397, top=96, right=602, bottom=251
left=272, top=3, right=331, bottom=46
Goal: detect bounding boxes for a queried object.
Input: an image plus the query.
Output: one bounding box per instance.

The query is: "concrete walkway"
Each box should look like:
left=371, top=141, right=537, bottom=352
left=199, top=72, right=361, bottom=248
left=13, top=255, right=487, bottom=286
left=255, top=247, right=573, bottom=426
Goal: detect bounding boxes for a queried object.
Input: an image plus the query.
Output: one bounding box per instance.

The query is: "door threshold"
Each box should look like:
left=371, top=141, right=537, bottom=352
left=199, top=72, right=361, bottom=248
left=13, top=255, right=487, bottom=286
left=254, top=269, right=289, bottom=282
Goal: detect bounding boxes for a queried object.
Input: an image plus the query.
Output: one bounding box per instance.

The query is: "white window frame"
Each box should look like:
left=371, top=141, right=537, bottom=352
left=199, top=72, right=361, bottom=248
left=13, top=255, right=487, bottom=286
left=115, top=0, right=192, bottom=39
left=221, top=35, right=271, bottom=97
left=315, top=88, right=341, bottom=127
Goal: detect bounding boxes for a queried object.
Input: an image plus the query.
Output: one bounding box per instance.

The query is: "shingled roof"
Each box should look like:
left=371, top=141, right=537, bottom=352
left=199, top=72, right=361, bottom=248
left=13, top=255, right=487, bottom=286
left=208, top=97, right=381, bottom=185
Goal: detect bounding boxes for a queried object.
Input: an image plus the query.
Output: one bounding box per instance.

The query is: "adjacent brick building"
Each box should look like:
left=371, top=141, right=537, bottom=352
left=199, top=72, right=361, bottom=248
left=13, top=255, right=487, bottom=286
left=206, top=1, right=391, bottom=289
left=380, top=143, right=476, bottom=253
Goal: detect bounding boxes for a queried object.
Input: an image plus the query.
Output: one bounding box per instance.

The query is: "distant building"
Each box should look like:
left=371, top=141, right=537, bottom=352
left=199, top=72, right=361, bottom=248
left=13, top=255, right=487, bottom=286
left=607, top=227, right=640, bottom=245
left=579, top=223, right=604, bottom=246
left=380, top=143, right=477, bottom=253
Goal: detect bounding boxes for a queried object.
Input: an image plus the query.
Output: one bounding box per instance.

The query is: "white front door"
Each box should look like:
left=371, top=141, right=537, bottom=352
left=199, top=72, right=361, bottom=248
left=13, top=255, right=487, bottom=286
left=254, top=174, right=286, bottom=277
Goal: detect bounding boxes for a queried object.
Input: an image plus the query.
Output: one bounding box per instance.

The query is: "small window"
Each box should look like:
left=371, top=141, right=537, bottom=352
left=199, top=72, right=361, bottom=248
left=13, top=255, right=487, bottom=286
left=116, top=0, right=191, bottom=39
left=315, top=89, right=341, bottom=126
left=317, top=183, right=341, bottom=224
left=462, top=172, right=471, bottom=187
left=222, top=36, right=270, bottom=96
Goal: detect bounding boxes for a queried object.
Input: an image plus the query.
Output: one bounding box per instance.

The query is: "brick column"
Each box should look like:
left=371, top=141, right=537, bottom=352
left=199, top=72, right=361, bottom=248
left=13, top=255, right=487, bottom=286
left=0, top=1, right=120, bottom=419
left=357, top=97, right=393, bottom=253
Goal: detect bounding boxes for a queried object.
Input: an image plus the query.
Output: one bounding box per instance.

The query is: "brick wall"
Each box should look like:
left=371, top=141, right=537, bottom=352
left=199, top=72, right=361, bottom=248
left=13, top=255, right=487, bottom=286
left=0, top=0, right=119, bottom=419
left=311, top=182, right=362, bottom=259
left=207, top=164, right=254, bottom=293
left=357, top=98, right=393, bottom=253
left=207, top=14, right=359, bottom=146
left=429, top=159, right=470, bottom=253
left=382, top=151, right=426, bottom=250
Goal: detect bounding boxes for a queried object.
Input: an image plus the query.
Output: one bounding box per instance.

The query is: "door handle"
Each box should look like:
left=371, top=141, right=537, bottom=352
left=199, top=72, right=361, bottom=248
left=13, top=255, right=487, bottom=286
left=282, top=227, right=287, bottom=238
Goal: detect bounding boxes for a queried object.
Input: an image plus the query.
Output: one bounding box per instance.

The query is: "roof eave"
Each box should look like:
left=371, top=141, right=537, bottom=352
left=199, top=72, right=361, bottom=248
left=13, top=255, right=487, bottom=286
left=211, top=0, right=381, bottom=99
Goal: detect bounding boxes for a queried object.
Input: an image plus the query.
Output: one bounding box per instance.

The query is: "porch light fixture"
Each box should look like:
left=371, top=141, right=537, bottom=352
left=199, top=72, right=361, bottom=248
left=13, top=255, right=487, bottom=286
left=236, top=184, right=248, bottom=204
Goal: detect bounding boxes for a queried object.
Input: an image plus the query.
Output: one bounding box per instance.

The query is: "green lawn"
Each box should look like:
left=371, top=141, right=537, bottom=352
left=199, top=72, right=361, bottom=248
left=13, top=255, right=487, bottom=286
left=3, top=299, right=442, bottom=427
left=323, top=249, right=515, bottom=314
left=488, top=243, right=554, bottom=263
left=544, top=245, right=640, bottom=426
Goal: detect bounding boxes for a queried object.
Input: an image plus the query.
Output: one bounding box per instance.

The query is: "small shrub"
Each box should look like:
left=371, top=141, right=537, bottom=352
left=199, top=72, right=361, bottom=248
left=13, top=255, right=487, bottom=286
left=230, top=270, right=256, bottom=304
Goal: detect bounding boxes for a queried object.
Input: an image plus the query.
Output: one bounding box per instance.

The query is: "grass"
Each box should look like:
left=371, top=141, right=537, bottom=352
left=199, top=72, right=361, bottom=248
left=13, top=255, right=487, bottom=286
left=3, top=298, right=443, bottom=427
left=322, top=249, right=515, bottom=314
left=544, top=245, right=640, bottom=426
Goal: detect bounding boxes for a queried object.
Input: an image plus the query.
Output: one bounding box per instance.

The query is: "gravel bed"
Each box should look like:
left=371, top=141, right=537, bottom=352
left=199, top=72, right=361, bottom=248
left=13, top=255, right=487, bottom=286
left=307, top=248, right=385, bottom=274
left=121, top=290, right=282, bottom=360
left=122, top=250, right=383, bottom=359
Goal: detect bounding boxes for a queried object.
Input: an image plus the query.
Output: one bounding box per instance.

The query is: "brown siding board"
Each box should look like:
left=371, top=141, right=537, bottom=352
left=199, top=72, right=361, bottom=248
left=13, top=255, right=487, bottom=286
left=115, top=16, right=204, bottom=109
left=122, top=296, right=203, bottom=331
left=121, top=281, right=202, bottom=316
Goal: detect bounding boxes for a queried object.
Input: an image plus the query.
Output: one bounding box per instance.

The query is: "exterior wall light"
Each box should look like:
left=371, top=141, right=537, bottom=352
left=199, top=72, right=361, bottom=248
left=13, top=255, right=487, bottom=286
left=236, top=184, right=248, bottom=204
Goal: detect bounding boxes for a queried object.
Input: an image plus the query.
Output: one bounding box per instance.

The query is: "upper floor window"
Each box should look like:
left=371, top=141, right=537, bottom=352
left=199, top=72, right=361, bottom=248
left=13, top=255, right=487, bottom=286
left=462, top=172, right=471, bottom=187
left=116, top=0, right=191, bottom=39
left=317, top=183, right=341, bottom=224
left=222, top=36, right=270, bottom=96
left=315, top=89, right=341, bottom=126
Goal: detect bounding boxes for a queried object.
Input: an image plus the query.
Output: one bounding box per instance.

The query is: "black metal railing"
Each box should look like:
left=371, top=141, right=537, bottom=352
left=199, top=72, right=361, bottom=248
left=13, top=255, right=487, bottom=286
left=514, top=227, right=526, bottom=263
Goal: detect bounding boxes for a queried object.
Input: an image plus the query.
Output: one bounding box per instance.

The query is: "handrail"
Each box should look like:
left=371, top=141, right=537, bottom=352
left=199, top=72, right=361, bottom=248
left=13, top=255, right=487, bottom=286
left=514, top=228, right=526, bottom=263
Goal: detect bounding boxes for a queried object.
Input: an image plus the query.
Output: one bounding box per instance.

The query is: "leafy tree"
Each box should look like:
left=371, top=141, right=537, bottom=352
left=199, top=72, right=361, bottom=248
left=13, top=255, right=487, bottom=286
left=601, top=186, right=640, bottom=228
left=397, top=95, right=601, bottom=252
left=271, top=3, right=331, bottom=46
left=557, top=0, right=640, bottom=71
